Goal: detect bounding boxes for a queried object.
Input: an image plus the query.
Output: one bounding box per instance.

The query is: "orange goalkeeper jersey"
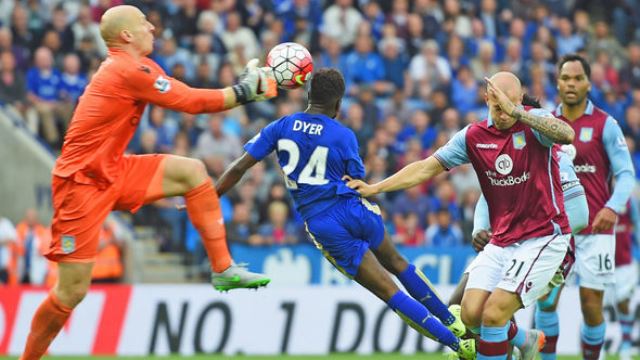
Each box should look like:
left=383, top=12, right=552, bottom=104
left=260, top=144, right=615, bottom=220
left=53, top=48, right=227, bottom=186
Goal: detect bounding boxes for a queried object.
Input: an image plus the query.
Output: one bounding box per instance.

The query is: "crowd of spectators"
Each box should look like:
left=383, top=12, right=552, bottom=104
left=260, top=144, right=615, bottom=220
left=2, top=0, right=640, bottom=268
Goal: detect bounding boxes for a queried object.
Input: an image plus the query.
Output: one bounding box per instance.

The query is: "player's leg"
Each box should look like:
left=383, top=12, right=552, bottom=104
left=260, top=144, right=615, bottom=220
left=22, top=177, right=112, bottom=360
left=478, top=289, right=527, bottom=360
left=354, top=249, right=473, bottom=357
left=372, top=234, right=464, bottom=335
left=123, top=154, right=268, bottom=290
left=614, top=263, right=638, bottom=360
left=573, top=234, right=614, bottom=360
left=534, top=285, right=564, bottom=360
left=20, top=262, right=94, bottom=360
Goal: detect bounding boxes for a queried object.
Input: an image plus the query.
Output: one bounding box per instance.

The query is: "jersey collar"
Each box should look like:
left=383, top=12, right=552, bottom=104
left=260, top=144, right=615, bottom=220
left=554, top=100, right=594, bottom=117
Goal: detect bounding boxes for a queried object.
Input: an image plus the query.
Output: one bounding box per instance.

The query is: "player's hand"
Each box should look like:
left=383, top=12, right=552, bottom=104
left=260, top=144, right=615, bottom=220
left=591, top=207, right=617, bottom=233
left=485, top=77, right=517, bottom=116
left=344, top=177, right=378, bottom=197
left=471, top=229, right=491, bottom=252
left=233, top=59, right=277, bottom=104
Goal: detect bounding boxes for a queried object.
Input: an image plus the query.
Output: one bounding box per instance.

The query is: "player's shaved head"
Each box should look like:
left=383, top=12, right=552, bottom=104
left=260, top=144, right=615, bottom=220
left=488, top=71, right=522, bottom=103
left=100, top=5, right=143, bottom=46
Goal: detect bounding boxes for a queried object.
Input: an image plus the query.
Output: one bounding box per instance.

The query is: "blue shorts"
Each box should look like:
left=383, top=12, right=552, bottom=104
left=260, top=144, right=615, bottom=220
left=305, top=197, right=385, bottom=277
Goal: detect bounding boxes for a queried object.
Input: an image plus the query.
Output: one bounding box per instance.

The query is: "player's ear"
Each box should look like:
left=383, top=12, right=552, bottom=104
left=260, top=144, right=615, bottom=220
left=120, top=29, right=133, bottom=43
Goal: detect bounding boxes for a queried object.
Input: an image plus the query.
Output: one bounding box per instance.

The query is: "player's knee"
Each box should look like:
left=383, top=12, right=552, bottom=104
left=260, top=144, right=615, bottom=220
left=186, top=158, right=208, bottom=184
left=461, top=297, right=482, bottom=328
left=386, top=253, right=408, bottom=275
left=56, top=283, right=89, bottom=308
left=481, top=295, right=514, bottom=326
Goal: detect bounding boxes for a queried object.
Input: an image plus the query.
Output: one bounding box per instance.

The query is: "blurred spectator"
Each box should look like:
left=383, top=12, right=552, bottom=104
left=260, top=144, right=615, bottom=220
left=72, top=5, right=107, bottom=57
left=399, top=109, right=437, bottom=150
left=471, top=40, right=499, bottom=82
left=0, top=217, right=17, bottom=285
left=257, top=201, right=299, bottom=245
left=588, top=20, right=627, bottom=70
left=391, top=185, right=432, bottom=229
left=190, top=34, right=220, bottom=85
left=379, top=37, right=408, bottom=91
left=15, top=209, right=52, bottom=285
left=451, top=66, right=479, bottom=115
left=0, top=51, right=28, bottom=125
left=407, top=40, right=452, bottom=99
left=194, top=114, right=242, bottom=168
left=44, top=6, right=74, bottom=55
left=227, top=202, right=261, bottom=245
left=395, top=212, right=425, bottom=246
left=91, top=221, right=124, bottom=283
left=556, top=17, right=584, bottom=57
left=620, top=42, right=640, bottom=91
left=322, top=0, right=363, bottom=49
left=26, top=47, right=63, bottom=145
left=343, top=35, right=385, bottom=95
left=479, top=0, right=500, bottom=39
left=58, top=53, right=87, bottom=124
left=425, top=208, right=464, bottom=246
left=220, top=11, right=260, bottom=61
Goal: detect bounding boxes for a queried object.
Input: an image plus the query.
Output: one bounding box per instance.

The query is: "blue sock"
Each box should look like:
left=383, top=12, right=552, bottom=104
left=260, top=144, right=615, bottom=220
left=581, top=322, right=605, bottom=345
left=535, top=308, right=559, bottom=360
left=509, top=325, right=527, bottom=347
left=479, top=323, right=510, bottom=360
left=398, top=264, right=454, bottom=325
left=619, top=312, right=634, bottom=350
left=581, top=322, right=605, bottom=360
left=387, top=291, right=459, bottom=351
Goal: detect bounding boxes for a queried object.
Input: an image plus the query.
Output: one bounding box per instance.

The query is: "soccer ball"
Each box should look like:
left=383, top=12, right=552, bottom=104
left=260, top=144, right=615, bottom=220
left=266, top=42, right=313, bottom=90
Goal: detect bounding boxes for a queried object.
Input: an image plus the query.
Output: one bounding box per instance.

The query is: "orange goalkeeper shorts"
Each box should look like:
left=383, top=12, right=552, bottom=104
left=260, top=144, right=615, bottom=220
left=47, top=154, right=166, bottom=263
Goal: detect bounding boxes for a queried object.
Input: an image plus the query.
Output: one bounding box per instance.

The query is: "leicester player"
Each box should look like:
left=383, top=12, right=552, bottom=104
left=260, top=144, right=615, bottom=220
left=348, top=72, right=576, bottom=360
left=533, top=54, right=635, bottom=360
left=216, top=68, right=475, bottom=358
left=20, top=5, right=276, bottom=360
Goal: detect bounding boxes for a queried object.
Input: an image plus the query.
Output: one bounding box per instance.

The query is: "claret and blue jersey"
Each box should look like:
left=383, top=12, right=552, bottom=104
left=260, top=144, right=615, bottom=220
left=244, top=112, right=366, bottom=220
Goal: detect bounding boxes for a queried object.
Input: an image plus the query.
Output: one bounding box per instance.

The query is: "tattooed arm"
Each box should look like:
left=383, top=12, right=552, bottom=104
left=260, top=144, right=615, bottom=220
left=512, top=108, right=575, bottom=144
left=485, top=76, right=575, bottom=144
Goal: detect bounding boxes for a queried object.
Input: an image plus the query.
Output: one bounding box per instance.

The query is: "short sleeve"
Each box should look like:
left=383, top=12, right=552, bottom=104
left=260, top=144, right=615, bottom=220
left=244, top=119, right=282, bottom=161
left=433, top=126, right=470, bottom=170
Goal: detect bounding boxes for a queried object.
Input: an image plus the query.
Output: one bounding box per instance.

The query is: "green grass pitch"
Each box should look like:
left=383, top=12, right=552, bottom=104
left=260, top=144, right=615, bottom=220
left=0, top=356, right=622, bottom=359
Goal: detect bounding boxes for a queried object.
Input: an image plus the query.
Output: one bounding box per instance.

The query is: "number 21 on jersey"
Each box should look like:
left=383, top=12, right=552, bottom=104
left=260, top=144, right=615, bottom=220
left=278, top=139, right=328, bottom=189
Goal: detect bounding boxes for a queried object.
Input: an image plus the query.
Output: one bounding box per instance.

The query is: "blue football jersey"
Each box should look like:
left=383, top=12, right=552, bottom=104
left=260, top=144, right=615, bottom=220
left=244, top=112, right=365, bottom=220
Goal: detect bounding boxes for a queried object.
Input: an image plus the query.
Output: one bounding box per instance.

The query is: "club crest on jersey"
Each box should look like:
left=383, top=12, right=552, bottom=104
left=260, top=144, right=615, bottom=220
left=61, top=235, right=75, bottom=253
left=153, top=76, right=171, bottom=93
left=512, top=131, right=526, bottom=150
left=579, top=127, right=593, bottom=142
left=495, top=154, right=513, bottom=175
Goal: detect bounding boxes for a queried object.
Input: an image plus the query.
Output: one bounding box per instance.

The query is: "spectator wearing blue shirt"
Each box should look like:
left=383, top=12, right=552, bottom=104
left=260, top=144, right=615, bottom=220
left=316, top=35, right=345, bottom=72
left=556, top=17, right=584, bottom=56
left=379, top=37, right=407, bottom=92
left=58, top=53, right=87, bottom=132
left=362, top=1, right=386, bottom=41
left=398, top=109, right=438, bottom=154
left=26, top=47, right=62, bottom=145
left=450, top=66, right=478, bottom=116
left=425, top=208, right=464, bottom=247
left=343, top=35, right=385, bottom=95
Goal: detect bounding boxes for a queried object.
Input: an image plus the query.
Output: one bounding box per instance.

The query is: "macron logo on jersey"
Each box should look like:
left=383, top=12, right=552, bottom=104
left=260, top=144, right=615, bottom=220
left=154, top=76, right=171, bottom=93
left=476, top=143, right=498, bottom=149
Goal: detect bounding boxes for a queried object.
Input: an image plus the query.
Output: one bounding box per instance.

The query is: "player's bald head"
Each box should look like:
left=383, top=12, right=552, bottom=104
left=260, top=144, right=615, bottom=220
left=488, top=71, right=523, bottom=103
left=100, top=5, right=144, bottom=46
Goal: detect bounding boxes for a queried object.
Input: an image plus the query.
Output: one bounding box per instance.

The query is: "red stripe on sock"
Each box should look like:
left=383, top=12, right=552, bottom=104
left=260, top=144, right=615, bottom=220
left=542, top=335, right=558, bottom=353
left=507, top=321, right=518, bottom=341
left=479, top=339, right=509, bottom=356
left=581, top=341, right=603, bottom=360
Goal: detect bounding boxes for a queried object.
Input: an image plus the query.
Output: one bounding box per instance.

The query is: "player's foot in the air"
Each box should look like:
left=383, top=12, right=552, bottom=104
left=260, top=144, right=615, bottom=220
left=447, top=304, right=467, bottom=337
left=457, top=338, right=476, bottom=360
left=211, top=263, right=271, bottom=291
left=517, top=329, right=545, bottom=360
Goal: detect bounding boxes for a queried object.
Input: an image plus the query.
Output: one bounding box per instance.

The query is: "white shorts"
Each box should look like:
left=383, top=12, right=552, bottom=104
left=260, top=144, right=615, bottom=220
left=570, top=234, right=616, bottom=290
left=604, top=263, right=638, bottom=305
left=465, top=234, right=571, bottom=308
